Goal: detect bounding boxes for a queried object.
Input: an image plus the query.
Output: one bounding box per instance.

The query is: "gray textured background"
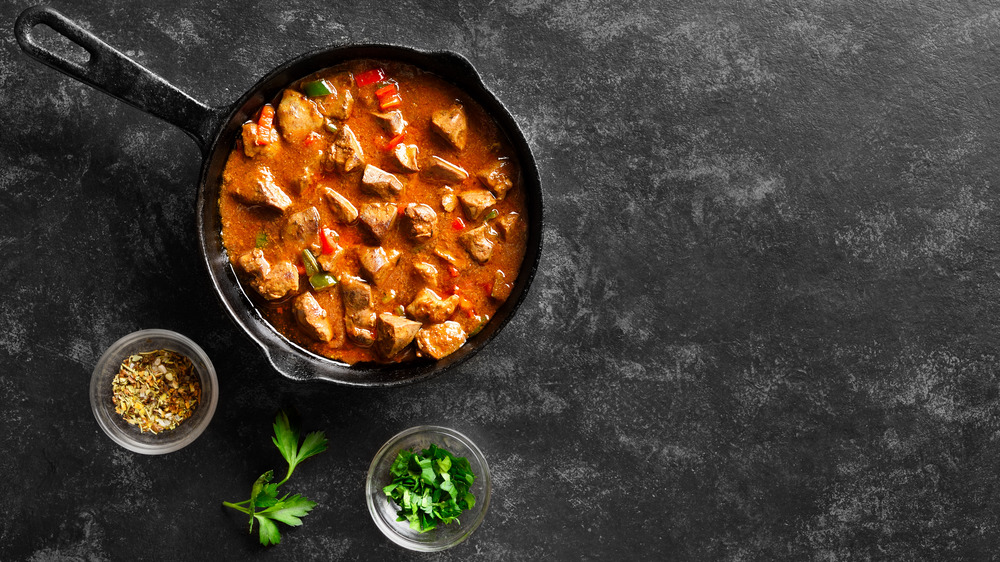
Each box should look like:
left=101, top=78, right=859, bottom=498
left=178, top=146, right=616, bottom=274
left=3, top=0, right=1000, bottom=559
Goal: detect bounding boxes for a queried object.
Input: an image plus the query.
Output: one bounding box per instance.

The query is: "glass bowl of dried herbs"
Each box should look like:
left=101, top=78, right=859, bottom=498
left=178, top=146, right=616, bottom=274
left=90, top=329, right=218, bottom=455
left=366, top=425, right=491, bottom=552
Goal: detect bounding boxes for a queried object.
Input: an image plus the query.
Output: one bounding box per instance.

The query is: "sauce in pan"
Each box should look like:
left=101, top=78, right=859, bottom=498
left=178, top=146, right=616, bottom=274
left=218, top=59, right=527, bottom=364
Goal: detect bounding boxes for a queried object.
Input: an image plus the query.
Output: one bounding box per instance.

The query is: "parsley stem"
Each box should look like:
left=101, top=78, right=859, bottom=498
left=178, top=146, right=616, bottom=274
left=223, top=501, right=252, bottom=514
left=276, top=466, right=295, bottom=488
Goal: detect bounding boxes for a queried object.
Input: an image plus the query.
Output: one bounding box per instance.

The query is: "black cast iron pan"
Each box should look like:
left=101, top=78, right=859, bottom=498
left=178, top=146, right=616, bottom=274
left=14, top=6, right=543, bottom=386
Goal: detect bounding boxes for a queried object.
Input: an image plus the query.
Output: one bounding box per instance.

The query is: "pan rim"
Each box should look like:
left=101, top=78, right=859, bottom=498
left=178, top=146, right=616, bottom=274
left=195, top=43, right=544, bottom=386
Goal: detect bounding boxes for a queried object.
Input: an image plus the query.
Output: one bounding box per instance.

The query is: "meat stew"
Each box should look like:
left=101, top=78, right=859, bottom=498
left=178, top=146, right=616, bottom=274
left=219, top=59, right=528, bottom=365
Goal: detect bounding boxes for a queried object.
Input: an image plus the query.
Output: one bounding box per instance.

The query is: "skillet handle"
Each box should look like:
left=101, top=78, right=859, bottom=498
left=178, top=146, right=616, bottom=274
left=14, top=5, right=225, bottom=154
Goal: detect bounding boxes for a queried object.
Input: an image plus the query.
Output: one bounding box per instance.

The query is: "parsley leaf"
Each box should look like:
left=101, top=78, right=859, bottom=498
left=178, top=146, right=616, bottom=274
left=272, top=410, right=329, bottom=486
left=248, top=470, right=274, bottom=532
left=255, top=516, right=281, bottom=546
left=223, top=411, right=328, bottom=546
left=271, top=411, right=300, bottom=470
left=382, top=443, right=477, bottom=533
left=256, top=494, right=317, bottom=527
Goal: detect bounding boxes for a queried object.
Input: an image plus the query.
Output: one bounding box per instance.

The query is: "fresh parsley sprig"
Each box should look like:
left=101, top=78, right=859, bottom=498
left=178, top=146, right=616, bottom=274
left=223, top=411, right=329, bottom=546
left=382, top=443, right=477, bottom=533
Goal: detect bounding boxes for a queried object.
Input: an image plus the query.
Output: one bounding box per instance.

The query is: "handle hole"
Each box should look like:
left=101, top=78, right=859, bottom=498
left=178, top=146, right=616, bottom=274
left=32, top=23, right=91, bottom=65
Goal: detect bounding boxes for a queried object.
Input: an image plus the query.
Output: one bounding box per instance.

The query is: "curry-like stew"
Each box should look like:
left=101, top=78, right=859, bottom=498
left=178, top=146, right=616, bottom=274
left=219, top=60, right=527, bottom=364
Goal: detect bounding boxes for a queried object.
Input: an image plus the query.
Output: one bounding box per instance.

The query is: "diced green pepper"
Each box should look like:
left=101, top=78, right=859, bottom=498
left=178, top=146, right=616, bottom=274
left=302, top=79, right=334, bottom=97
left=301, top=249, right=320, bottom=277
left=309, top=273, right=337, bottom=291
left=485, top=209, right=499, bottom=221
left=324, top=120, right=339, bottom=134
left=394, top=304, right=405, bottom=316
left=254, top=231, right=268, bottom=248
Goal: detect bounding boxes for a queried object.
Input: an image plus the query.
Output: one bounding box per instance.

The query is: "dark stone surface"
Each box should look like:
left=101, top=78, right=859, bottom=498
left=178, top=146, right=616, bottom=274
left=3, top=0, right=1000, bottom=559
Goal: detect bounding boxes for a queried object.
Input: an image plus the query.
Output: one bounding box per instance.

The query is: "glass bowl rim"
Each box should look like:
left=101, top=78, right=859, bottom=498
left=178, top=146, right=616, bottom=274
left=89, top=328, right=218, bottom=455
left=365, top=424, right=491, bottom=551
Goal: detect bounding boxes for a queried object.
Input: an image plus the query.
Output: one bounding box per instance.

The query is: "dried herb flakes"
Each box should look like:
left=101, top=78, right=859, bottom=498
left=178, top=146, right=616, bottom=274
left=111, top=349, right=201, bottom=433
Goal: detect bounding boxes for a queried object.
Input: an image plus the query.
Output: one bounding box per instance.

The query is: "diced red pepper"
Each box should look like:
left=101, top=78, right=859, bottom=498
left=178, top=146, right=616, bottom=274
left=374, top=83, right=397, bottom=99
left=303, top=131, right=322, bottom=146
left=448, top=265, right=460, bottom=278
left=296, top=263, right=306, bottom=275
left=256, top=104, right=275, bottom=146
left=257, top=104, right=274, bottom=128
left=379, top=94, right=402, bottom=110
left=320, top=227, right=338, bottom=254
left=356, top=68, right=385, bottom=87
left=451, top=217, right=466, bottom=230
left=384, top=132, right=406, bottom=151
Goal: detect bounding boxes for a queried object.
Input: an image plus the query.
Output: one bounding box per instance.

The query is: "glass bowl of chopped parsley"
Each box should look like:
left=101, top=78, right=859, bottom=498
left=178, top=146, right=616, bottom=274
left=90, top=329, right=218, bottom=455
left=366, top=425, right=491, bottom=551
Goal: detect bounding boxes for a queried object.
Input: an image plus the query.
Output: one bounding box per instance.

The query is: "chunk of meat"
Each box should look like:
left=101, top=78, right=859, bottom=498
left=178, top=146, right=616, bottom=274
left=238, top=249, right=299, bottom=301
left=346, top=313, right=375, bottom=346
left=402, top=203, right=437, bottom=242
left=292, top=167, right=314, bottom=194
left=413, top=262, right=438, bottom=285
left=292, top=292, right=334, bottom=342
left=373, top=110, right=407, bottom=136
left=458, top=189, right=496, bottom=222
left=477, top=160, right=515, bottom=200
left=358, top=246, right=397, bottom=285
left=391, top=143, right=419, bottom=173
left=441, top=192, right=458, bottom=212
left=324, top=124, right=364, bottom=173
left=316, top=244, right=343, bottom=272
left=360, top=164, right=404, bottom=199
left=323, top=188, right=359, bottom=223
left=430, top=105, right=466, bottom=150
left=323, top=281, right=348, bottom=346
left=433, top=247, right=463, bottom=267
left=375, top=313, right=422, bottom=358
left=277, top=89, right=323, bottom=143
left=357, top=202, right=398, bottom=242
left=238, top=248, right=270, bottom=278
left=415, top=321, right=467, bottom=360
left=425, top=156, right=469, bottom=183
left=495, top=212, right=522, bottom=240
left=340, top=274, right=371, bottom=311
left=316, top=87, right=354, bottom=120
left=282, top=206, right=321, bottom=247
left=257, top=261, right=299, bottom=301
left=459, top=224, right=494, bottom=264
left=232, top=167, right=292, bottom=212
left=241, top=122, right=277, bottom=158
left=490, top=269, right=513, bottom=301
left=406, top=288, right=460, bottom=323
left=340, top=275, right=376, bottom=346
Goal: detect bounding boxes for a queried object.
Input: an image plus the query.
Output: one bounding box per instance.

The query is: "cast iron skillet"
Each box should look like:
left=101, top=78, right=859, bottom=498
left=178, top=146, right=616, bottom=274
left=14, top=6, right=543, bottom=386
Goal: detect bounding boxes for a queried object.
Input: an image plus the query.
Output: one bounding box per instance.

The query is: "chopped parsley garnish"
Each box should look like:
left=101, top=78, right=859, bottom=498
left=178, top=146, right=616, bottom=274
left=382, top=443, right=476, bottom=533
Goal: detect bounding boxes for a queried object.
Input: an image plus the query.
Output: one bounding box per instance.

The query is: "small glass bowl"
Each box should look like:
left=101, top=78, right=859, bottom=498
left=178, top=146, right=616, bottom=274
left=90, top=329, right=218, bottom=455
left=366, top=425, right=491, bottom=551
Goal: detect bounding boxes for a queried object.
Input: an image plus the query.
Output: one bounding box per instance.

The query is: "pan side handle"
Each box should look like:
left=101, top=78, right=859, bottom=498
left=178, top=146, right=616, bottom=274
left=14, top=5, right=225, bottom=155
